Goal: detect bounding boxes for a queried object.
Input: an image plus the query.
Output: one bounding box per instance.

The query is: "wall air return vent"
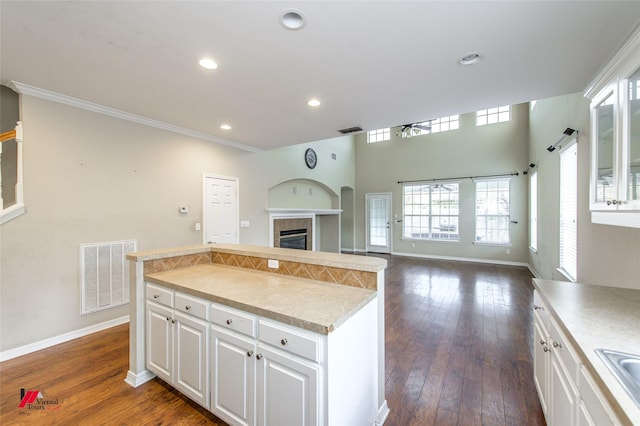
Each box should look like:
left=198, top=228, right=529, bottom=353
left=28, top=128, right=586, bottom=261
left=337, top=126, right=363, bottom=134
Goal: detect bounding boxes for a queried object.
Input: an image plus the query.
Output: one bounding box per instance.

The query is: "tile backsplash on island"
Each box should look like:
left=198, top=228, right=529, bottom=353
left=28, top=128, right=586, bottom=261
left=141, top=247, right=378, bottom=290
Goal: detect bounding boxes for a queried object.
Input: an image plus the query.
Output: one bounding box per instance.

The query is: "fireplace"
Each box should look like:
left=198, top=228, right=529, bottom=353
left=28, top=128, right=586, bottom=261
left=279, top=229, right=307, bottom=250
left=273, top=217, right=313, bottom=251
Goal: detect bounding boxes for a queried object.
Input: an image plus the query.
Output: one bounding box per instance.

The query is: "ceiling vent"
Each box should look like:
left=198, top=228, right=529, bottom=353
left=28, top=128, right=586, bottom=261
left=337, top=126, right=363, bottom=134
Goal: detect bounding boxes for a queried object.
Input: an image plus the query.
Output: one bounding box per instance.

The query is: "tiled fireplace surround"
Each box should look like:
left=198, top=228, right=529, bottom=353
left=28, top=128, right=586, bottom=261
left=273, top=217, right=313, bottom=251
left=142, top=249, right=377, bottom=290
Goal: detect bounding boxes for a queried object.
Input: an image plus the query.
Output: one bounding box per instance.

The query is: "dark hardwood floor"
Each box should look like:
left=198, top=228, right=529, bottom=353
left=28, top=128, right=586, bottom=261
left=0, top=255, right=545, bottom=425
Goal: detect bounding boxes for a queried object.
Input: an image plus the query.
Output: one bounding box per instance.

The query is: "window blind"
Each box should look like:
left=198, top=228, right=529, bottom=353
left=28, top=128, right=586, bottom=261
left=559, top=143, right=577, bottom=281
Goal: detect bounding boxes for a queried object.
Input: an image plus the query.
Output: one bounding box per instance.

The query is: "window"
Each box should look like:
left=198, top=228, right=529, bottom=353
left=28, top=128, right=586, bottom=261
left=476, top=105, right=510, bottom=126
left=530, top=171, right=538, bottom=251
left=403, top=182, right=459, bottom=241
left=559, top=142, right=577, bottom=281
left=475, top=178, right=511, bottom=244
left=367, top=128, right=390, bottom=143
left=401, top=115, right=460, bottom=138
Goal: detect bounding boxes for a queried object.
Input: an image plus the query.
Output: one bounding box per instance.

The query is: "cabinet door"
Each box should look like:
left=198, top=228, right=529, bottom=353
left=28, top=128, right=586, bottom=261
left=175, top=312, right=209, bottom=408
left=550, top=354, right=578, bottom=426
left=622, top=65, right=640, bottom=209
left=256, top=345, right=319, bottom=426
left=591, top=85, right=619, bottom=209
left=533, top=317, right=549, bottom=417
left=210, top=326, right=256, bottom=426
left=147, top=301, right=173, bottom=383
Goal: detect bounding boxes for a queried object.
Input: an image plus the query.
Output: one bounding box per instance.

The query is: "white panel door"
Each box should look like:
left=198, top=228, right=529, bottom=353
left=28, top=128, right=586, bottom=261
left=366, top=193, right=392, bottom=253
left=204, top=175, right=239, bottom=244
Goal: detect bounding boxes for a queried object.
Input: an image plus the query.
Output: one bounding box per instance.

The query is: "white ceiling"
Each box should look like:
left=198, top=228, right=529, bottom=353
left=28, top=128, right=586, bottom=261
left=2, top=1, right=640, bottom=151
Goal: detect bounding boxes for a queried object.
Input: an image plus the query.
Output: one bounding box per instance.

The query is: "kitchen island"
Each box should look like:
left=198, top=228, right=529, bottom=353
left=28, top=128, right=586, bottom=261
left=126, top=244, right=389, bottom=425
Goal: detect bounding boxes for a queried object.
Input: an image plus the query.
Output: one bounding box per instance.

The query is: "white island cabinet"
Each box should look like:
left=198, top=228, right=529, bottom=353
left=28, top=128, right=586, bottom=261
left=127, top=244, right=389, bottom=425
left=146, top=283, right=209, bottom=409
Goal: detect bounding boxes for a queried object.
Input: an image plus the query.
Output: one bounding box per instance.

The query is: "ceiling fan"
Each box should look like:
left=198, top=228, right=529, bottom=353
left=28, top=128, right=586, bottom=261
left=398, top=121, right=432, bottom=138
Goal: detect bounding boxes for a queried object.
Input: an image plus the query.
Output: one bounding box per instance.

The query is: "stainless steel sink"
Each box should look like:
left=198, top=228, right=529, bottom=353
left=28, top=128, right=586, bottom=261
left=595, top=349, right=640, bottom=408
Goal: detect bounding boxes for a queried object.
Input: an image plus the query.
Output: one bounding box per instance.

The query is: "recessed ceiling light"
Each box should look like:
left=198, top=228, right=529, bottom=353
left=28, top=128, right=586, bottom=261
left=280, top=9, right=306, bottom=30
left=458, top=53, right=482, bottom=66
left=220, top=124, right=232, bottom=130
left=199, top=58, right=218, bottom=70
left=307, top=98, right=321, bottom=107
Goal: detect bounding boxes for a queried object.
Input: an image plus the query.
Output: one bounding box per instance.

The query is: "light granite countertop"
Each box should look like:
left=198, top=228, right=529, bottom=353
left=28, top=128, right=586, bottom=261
left=145, top=263, right=377, bottom=335
left=128, top=243, right=387, bottom=273
left=532, top=279, right=640, bottom=425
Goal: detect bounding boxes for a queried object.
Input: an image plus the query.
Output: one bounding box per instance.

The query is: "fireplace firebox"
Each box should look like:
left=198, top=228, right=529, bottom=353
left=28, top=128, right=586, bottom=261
left=279, top=229, right=307, bottom=250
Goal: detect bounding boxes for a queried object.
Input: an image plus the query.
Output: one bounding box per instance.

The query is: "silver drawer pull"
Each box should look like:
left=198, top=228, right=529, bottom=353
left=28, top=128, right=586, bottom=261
left=153, top=294, right=160, bottom=299
left=247, top=350, right=254, bottom=357
left=281, top=338, right=288, bottom=346
left=552, top=341, right=562, bottom=349
left=256, top=353, right=263, bottom=360
left=185, top=305, right=192, bottom=310
left=226, top=319, right=233, bottom=325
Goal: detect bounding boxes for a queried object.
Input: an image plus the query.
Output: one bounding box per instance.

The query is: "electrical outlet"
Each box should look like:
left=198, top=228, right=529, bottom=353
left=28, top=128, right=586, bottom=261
left=268, top=259, right=279, bottom=269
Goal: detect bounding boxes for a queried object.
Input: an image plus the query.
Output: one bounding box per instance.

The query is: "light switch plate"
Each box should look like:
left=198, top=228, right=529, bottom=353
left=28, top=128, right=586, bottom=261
left=268, top=259, right=279, bottom=269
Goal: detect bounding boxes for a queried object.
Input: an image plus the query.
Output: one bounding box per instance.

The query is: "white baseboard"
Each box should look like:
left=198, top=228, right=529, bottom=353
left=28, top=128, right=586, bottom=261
left=391, top=250, right=530, bottom=268
left=125, top=369, right=156, bottom=388
left=0, top=315, right=130, bottom=362
left=376, top=400, right=390, bottom=425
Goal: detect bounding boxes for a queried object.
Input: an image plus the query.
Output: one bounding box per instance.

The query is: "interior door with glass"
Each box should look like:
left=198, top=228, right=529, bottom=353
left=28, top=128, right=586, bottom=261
left=366, top=193, right=392, bottom=254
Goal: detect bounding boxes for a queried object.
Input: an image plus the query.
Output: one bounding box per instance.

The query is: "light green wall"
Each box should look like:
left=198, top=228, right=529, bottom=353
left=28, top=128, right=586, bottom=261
left=354, top=104, right=530, bottom=263
left=528, top=93, right=640, bottom=289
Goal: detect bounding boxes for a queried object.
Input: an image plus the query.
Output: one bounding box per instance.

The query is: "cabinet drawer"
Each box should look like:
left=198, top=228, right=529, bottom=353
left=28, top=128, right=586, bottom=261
left=259, top=320, right=320, bottom=362
left=146, top=283, right=174, bottom=307
left=175, top=292, right=208, bottom=320
left=533, top=290, right=549, bottom=331
left=550, top=318, right=580, bottom=383
left=210, top=303, right=257, bottom=338
left=579, top=366, right=616, bottom=426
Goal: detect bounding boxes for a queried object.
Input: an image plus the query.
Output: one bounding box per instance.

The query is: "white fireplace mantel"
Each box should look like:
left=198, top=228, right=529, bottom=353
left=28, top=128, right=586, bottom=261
left=266, top=208, right=342, bottom=215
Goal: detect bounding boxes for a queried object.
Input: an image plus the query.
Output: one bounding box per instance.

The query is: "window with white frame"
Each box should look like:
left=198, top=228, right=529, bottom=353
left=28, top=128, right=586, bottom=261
left=403, top=182, right=460, bottom=241
left=476, top=105, right=510, bottom=126
left=367, top=128, right=390, bottom=143
left=530, top=171, right=538, bottom=251
left=559, top=142, right=577, bottom=281
left=475, top=178, right=511, bottom=244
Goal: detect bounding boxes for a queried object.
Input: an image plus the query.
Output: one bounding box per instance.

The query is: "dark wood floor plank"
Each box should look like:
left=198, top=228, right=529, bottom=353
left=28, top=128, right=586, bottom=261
left=1, top=255, right=544, bottom=426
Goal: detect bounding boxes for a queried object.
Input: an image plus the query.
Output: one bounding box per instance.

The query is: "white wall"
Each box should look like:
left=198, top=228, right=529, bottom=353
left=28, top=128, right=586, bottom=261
left=0, top=94, right=356, bottom=353
left=528, top=93, right=640, bottom=289
left=354, top=104, right=530, bottom=264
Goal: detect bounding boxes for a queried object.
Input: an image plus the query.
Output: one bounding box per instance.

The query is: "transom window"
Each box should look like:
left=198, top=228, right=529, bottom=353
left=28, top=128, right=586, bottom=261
left=401, top=115, right=460, bottom=138
left=367, top=128, right=391, bottom=143
left=403, top=182, right=460, bottom=241
left=476, top=105, right=511, bottom=126
left=475, top=178, right=511, bottom=244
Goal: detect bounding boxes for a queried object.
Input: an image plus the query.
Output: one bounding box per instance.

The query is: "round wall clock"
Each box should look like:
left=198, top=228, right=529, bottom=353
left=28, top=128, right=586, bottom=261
left=305, top=148, right=317, bottom=169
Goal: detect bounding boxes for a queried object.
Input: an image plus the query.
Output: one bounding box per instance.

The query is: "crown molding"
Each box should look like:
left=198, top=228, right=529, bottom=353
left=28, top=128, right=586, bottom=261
left=8, top=81, right=262, bottom=153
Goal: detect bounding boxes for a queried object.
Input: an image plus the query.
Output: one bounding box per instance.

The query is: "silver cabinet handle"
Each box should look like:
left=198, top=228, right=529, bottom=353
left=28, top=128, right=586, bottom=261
left=256, top=354, right=263, bottom=360
left=552, top=341, right=562, bottom=348
left=540, top=339, right=546, bottom=345
left=281, top=338, right=288, bottom=346
left=166, top=317, right=171, bottom=321
left=153, top=294, right=160, bottom=299
left=226, top=319, right=233, bottom=325
left=543, top=347, right=550, bottom=353
left=171, top=319, right=176, bottom=324
left=185, top=305, right=191, bottom=310
left=247, top=350, right=254, bottom=357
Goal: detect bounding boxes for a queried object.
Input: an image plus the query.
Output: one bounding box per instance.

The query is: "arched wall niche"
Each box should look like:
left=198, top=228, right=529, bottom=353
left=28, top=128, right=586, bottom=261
left=268, top=178, right=339, bottom=210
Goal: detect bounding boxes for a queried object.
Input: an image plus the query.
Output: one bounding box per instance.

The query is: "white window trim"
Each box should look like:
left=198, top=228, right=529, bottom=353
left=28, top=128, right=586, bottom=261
left=558, top=139, right=578, bottom=282
left=473, top=177, right=512, bottom=245
left=402, top=181, right=461, bottom=242
left=0, top=121, right=24, bottom=224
